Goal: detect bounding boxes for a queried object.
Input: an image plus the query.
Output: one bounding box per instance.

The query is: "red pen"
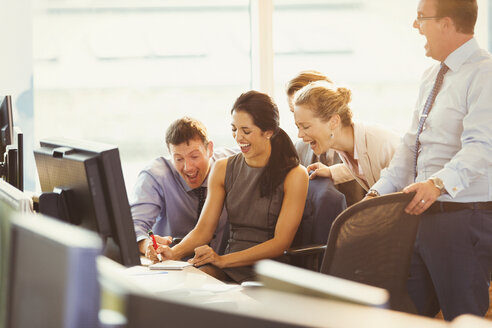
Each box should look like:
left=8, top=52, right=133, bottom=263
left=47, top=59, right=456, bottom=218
left=147, top=229, right=162, bottom=261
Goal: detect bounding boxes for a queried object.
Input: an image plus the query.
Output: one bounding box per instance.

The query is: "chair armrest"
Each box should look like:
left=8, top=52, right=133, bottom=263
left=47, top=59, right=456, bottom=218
left=284, top=244, right=327, bottom=257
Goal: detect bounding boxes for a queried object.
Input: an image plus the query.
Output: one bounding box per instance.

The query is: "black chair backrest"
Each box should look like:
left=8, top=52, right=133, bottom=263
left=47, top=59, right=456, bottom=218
left=320, top=192, right=420, bottom=313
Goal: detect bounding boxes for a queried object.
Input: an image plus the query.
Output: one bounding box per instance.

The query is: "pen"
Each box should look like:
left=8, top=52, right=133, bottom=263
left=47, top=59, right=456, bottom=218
left=147, top=229, right=162, bottom=262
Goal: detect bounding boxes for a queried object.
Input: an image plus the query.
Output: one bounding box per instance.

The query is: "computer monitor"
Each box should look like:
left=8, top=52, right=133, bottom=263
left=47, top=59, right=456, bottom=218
left=0, top=206, right=102, bottom=328
left=0, top=179, right=32, bottom=213
left=0, top=96, right=13, bottom=157
left=255, top=260, right=389, bottom=308
left=96, top=257, right=306, bottom=328
left=34, top=137, right=140, bottom=267
left=4, top=128, right=23, bottom=191
left=126, top=293, right=307, bottom=328
left=0, top=96, right=23, bottom=191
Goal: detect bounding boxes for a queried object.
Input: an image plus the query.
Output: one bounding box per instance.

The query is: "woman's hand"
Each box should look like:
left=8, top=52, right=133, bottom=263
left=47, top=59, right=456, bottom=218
left=188, top=245, right=224, bottom=268
left=306, top=162, right=331, bottom=180
left=146, top=244, right=175, bottom=264
left=145, top=235, right=173, bottom=263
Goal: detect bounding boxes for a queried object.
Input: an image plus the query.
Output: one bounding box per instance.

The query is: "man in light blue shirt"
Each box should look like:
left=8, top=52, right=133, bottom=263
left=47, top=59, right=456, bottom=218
left=367, top=0, right=492, bottom=320
left=131, top=117, right=236, bottom=257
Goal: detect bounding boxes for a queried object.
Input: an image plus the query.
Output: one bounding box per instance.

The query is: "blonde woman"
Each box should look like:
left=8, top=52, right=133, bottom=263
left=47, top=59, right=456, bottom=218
left=287, top=70, right=365, bottom=205
left=294, top=81, right=400, bottom=192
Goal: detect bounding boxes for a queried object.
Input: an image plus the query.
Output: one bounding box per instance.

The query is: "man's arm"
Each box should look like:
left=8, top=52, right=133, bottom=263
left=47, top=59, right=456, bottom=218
left=130, top=169, right=165, bottom=253
left=371, top=130, right=416, bottom=195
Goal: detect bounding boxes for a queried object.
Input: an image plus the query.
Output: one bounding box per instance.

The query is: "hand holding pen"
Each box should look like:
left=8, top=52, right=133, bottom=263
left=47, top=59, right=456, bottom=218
left=146, top=230, right=172, bottom=262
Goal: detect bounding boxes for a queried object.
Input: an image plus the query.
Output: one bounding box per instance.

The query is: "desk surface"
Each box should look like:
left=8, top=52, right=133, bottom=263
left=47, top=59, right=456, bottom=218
left=120, top=261, right=452, bottom=328
left=124, top=264, right=256, bottom=306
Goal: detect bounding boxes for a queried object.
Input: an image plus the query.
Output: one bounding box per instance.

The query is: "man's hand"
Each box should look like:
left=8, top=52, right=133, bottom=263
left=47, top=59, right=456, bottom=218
left=188, top=245, right=224, bottom=268
left=403, top=180, right=441, bottom=215
left=154, top=235, right=173, bottom=245
left=361, top=195, right=377, bottom=202
left=306, top=162, right=331, bottom=180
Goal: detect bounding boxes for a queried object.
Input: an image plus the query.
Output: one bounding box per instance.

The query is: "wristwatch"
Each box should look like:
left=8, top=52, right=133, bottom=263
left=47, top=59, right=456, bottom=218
left=366, top=189, right=380, bottom=197
left=429, top=177, right=446, bottom=195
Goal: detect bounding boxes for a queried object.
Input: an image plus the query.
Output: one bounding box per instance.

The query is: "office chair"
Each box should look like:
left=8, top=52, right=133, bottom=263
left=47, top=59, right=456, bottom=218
left=287, top=177, right=346, bottom=271
left=320, top=192, right=421, bottom=313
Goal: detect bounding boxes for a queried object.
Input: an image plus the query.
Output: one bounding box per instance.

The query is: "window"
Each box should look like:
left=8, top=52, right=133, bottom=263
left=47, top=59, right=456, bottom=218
left=29, top=0, right=491, bottom=191
left=32, top=1, right=251, bottom=190
left=272, top=0, right=435, bottom=138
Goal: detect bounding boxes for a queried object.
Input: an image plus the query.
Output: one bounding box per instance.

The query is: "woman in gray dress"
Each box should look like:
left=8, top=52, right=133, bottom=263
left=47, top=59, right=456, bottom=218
left=150, top=90, right=308, bottom=282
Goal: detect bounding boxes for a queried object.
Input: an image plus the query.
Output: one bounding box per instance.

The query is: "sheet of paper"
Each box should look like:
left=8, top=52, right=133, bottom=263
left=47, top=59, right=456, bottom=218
left=148, top=260, right=192, bottom=270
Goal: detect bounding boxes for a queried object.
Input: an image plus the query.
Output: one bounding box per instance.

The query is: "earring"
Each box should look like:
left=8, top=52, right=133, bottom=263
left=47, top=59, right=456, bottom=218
left=330, top=133, right=334, bottom=139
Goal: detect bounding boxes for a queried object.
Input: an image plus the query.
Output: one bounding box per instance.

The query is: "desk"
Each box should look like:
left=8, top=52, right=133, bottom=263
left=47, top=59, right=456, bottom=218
left=111, top=260, right=449, bottom=328
left=123, top=263, right=256, bottom=307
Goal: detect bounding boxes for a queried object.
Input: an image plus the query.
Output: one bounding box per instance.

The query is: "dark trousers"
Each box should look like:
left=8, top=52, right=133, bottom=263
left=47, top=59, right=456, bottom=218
left=408, top=209, right=492, bottom=321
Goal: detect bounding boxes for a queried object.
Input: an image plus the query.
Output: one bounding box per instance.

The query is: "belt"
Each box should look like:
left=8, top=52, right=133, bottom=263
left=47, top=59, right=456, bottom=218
left=426, top=201, right=492, bottom=214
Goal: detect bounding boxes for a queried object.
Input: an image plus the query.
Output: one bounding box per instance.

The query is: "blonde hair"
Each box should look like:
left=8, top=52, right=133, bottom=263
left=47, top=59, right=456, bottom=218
left=294, top=81, right=353, bottom=126
left=285, top=70, right=332, bottom=96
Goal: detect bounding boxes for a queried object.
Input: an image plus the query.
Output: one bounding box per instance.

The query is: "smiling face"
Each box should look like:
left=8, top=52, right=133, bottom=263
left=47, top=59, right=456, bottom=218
left=169, top=138, right=213, bottom=189
left=231, top=110, right=272, bottom=163
left=413, top=0, right=447, bottom=61
left=294, top=104, right=336, bottom=155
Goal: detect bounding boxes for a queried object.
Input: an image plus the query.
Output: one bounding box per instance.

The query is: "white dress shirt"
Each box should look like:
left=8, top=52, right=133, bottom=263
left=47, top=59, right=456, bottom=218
left=372, top=38, right=492, bottom=202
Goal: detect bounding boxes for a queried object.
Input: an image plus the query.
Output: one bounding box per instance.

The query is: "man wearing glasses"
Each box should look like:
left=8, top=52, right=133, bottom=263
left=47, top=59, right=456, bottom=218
left=368, top=0, right=492, bottom=320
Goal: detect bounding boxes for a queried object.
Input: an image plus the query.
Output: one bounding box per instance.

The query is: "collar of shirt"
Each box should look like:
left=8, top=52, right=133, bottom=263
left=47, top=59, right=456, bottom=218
left=444, top=37, right=478, bottom=73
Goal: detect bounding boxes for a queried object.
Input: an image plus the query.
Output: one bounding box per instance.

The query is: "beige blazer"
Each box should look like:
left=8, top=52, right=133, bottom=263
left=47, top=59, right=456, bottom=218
left=330, top=121, right=400, bottom=191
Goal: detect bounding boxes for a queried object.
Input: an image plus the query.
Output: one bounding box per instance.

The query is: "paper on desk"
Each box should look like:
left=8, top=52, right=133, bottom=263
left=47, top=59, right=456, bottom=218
left=125, top=265, right=163, bottom=275
left=148, top=260, right=192, bottom=270
left=200, top=283, right=241, bottom=293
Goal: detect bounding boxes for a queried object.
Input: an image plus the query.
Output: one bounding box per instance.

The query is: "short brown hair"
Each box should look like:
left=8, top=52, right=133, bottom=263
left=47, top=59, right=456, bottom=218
left=435, top=0, right=477, bottom=34
left=295, top=81, right=353, bottom=126
left=165, top=117, right=208, bottom=149
left=286, top=70, right=332, bottom=97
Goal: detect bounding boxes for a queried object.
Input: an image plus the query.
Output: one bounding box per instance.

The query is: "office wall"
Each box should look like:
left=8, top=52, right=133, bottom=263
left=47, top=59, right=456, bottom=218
left=0, top=0, right=35, bottom=191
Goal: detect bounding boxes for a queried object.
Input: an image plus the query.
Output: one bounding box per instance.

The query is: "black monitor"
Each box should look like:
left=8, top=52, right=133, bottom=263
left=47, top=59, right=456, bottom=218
left=0, top=96, right=13, bottom=156
left=34, top=137, right=140, bottom=267
left=0, top=206, right=102, bottom=328
left=0, top=96, right=23, bottom=191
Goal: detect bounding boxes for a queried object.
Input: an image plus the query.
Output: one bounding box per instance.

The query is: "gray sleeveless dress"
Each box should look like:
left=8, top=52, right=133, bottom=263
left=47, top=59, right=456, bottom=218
left=222, top=153, right=284, bottom=283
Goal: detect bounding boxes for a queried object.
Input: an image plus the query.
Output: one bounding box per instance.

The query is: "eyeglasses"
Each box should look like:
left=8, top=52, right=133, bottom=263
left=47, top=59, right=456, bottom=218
left=415, top=16, right=443, bottom=24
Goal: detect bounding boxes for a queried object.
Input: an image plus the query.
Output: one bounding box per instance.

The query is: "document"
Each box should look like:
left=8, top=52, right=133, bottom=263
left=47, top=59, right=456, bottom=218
left=148, top=260, right=192, bottom=270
